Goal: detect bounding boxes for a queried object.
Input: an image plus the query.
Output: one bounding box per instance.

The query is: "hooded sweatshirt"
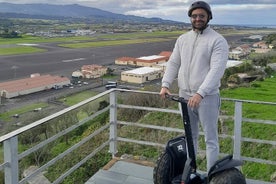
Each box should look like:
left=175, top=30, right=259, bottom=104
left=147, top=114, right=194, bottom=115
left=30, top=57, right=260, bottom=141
left=162, top=26, right=229, bottom=98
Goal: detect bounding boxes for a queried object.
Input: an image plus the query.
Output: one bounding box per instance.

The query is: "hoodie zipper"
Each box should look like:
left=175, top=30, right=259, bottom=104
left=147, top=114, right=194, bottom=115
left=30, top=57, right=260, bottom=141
left=187, top=32, right=200, bottom=94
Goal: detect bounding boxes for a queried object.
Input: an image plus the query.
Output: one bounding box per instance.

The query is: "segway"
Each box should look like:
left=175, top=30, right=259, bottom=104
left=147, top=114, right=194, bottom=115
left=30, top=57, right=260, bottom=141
left=153, top=94, right=246, bottom=184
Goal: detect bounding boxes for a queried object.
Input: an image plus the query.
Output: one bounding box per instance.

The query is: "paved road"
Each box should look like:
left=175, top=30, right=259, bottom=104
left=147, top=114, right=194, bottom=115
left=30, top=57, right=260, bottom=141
left=0, top=41, right=175, bottom=82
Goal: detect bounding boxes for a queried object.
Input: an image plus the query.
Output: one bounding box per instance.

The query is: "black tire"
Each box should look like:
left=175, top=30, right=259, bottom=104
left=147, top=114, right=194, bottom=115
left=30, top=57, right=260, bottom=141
left=209, top=168, right=246, bottom=184
left=153, top=151, right=172, bottom=184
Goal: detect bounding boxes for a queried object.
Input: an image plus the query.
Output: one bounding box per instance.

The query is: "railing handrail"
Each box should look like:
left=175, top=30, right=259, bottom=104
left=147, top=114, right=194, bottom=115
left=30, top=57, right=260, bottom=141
left=0, top=89, right=275, bottom=184
left=1, top=89, right=276, bottom=143
left=0, top=90, right=111, bottom=143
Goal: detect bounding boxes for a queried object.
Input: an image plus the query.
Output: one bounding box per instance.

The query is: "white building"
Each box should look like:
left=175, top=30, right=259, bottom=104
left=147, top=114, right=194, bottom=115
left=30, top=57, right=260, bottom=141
left=226, top=60, right=243, bottom=68
left=121, top=67, right=163, bottom=84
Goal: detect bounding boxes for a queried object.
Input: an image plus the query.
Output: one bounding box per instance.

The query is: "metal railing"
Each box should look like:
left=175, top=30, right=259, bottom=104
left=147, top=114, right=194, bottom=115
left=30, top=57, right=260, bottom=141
left=0, top=89, right=275, bottom=184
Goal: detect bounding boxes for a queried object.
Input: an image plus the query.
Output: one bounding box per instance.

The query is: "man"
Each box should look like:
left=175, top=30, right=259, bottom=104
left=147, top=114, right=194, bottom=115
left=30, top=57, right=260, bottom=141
left=160, top=1, right=229, bottom=171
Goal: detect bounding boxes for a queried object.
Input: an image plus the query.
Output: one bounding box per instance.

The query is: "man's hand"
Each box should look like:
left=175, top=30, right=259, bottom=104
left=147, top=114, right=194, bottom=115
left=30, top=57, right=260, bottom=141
left=188, top=93, right=203, bottom=108
left=159, top=87, right=171, bottom=99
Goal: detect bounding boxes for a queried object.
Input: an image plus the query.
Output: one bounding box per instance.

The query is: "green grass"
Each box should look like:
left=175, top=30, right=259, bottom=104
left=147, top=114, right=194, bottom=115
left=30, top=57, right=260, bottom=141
left=221, top=77, right=276, bottom=102
left=0, top=103, right=48, bottom=122
left=0, top=35, right=96, bottom=45
left=61, top=91, right=99, bottom=106
left=219, top=74, right=276, bottom=181
left=0, top=46, right=46, bottom=55
left=221, top=76, right=276, bottom=121
left=0, top=31, right=181, bottom=55
left=58, top=38, right=171, bottom=48
left=97, top=31, right=183, bottom=40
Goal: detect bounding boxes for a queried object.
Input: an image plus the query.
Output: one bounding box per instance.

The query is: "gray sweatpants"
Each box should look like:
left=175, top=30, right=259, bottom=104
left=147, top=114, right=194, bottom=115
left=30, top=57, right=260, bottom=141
left=179, top=92, right=220, bottom=171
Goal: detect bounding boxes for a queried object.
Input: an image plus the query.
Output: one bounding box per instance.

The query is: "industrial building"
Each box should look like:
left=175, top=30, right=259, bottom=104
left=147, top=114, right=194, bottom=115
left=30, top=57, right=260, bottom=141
left=115, top=51, right=171, bottom=84
left=0, top=74, right=70, bottom=98
left=121, top=67, right=163, bottom=84
left=115, top=51, right=171, bottom=67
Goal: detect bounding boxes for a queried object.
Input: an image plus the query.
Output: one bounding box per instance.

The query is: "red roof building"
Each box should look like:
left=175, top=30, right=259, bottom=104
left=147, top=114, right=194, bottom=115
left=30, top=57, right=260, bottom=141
left=115, top=51, right=172, bottom=67
left=0, top=74, right=70, bottom=98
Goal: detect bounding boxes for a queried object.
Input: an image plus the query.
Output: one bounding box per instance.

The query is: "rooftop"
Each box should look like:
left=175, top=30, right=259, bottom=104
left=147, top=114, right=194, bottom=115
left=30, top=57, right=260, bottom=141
left=122, top=66, right=162, bottom=75
left=137, top=55, right=165, bottom=60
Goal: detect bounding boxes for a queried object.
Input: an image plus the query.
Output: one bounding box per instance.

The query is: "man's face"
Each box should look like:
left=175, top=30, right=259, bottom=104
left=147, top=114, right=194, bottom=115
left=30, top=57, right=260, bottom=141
left=190, top=8, right=208, bottom=31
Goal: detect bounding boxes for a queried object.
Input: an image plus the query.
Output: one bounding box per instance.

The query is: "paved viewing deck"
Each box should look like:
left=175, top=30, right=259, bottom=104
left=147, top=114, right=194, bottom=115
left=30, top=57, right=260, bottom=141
left=86, top=158, right=154, bottom=184
left=86, top=158, right=271, bottom=184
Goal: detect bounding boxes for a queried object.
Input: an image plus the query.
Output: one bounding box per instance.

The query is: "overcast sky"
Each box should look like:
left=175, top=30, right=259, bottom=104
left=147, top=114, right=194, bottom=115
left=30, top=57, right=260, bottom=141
left=0, top=0, right=276, bottom=26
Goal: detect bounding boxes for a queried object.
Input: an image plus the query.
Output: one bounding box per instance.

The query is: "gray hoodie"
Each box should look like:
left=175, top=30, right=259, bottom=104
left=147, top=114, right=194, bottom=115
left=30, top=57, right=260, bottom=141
left=162, top=26, right=229, bottom=98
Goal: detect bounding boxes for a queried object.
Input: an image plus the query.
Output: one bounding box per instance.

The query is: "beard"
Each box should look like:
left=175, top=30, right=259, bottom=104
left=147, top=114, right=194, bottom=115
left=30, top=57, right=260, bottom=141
left=192, top=20, right=208, bottom=31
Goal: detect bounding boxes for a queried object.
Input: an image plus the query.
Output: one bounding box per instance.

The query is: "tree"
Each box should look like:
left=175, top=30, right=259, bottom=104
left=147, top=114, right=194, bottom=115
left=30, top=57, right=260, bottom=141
left=106, top=67, right=114, bottom=76
left=263, top=34, right=276, bottom=45
left=118, top=92, right=171, bottom=122
left=98, top=100, right=109, bottom=110
left=252, top=55, right=269, bottom=67
left=227, top=74, right=241, bottom=85
left=0, top=29, right=21, bottom=38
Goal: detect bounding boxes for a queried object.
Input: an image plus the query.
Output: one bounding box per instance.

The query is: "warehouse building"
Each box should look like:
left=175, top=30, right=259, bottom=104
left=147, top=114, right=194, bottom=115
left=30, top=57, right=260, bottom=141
left=115, top=51, right=171, bottom=67
left=121, top=67, right=163, bottom=84
left=0, top=74, right=70, bottom=98
left=116, top=51, right=171, bottom=84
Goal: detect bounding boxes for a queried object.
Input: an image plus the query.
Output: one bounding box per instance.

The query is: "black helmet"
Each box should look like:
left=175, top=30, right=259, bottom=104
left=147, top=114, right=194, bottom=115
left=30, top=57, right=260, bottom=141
left=188, top=1, right=212, bottom=20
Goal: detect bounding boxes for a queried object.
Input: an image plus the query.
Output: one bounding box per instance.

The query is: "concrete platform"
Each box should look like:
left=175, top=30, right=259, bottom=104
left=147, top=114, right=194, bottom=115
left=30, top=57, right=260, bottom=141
left=85, top=159, right=154, bottom=184
left=85, top=158, right=272, bottom=184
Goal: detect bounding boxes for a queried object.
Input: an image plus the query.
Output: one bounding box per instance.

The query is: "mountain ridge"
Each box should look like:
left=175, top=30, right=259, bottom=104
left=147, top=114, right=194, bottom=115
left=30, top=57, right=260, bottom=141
left=0, top=2, right=182, bottom=24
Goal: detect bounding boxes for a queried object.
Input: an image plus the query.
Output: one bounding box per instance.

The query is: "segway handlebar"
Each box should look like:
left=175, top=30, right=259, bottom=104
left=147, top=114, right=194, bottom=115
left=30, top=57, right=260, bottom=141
left=165, top=94, right=187, bottom=104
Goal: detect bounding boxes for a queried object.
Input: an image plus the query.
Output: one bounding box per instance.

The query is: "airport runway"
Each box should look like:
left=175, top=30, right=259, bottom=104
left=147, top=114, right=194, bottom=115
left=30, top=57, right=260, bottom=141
left=0, top=40, right=175, bottom=82
left=0, top=33, right=249, bottom=83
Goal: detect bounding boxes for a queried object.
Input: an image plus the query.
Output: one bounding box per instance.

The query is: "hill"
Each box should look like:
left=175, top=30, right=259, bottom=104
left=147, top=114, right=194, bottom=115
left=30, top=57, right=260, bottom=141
left=0, top=2, right=182, bottom=25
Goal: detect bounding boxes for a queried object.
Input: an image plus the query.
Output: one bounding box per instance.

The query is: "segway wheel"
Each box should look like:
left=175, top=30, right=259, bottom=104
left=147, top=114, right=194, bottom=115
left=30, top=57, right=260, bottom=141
left=153, top=151, right=172, bottom=184
left=209, top=168, right=246, bottom=184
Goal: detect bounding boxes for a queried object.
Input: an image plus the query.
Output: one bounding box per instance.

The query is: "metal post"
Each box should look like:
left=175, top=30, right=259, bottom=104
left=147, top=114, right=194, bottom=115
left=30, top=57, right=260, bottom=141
left=109, top=91, right=118, bottom=157
left=4, top=136, right=19, bottom=184
left=233, top=101, right=242, bottom=160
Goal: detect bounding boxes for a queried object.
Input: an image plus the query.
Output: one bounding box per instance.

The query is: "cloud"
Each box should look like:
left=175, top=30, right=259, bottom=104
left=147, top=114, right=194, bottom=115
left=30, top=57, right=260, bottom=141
left=214, top=3, right=276, bottom=11
left=0, top=0, right=275, bottom=25
left=209, top=0, right=276, bottom=4
left=125, top=7, right=185, bottom=18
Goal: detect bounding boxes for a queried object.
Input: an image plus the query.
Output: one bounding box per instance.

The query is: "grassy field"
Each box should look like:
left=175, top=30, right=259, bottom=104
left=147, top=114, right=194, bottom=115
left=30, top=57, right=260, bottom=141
left=2, top=28, right=275, bottom=55
left=0, top=35, right=97, bottom=45
left=220, top=75, right=276, bottom=181
left=58, top=37, right=171, bottom=48
left=0, top=102, right=48, bottom=122
left=0, top=31, right=182, bottom=55
left=0, top=91, right=98, bottom=123
left=61, top=91, right=99, bottom=106
left=221, top=75, right=276, bottom=121
left=0, top=46, right=46, bottom=55
left=221, top=76, right=276, bottom=102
